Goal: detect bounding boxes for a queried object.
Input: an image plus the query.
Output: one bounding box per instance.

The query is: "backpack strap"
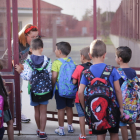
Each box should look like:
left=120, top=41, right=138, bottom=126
left=83, top=69, right=95, bottom=85
left=99, top=65, right=114, bottom=86
left=117, top=68, right=127, bottom=81
left=58, top=57, right=74, bottom=64
left=25, top=59, right=34, bottom=71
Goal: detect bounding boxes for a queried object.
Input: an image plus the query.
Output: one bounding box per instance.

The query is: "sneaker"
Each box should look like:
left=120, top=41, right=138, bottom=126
left=89, top=128, right=92, bottom=134
left=68, top=125, right=74, bottom=133
left=39, top=132, right=47, bottom=139
left=36, top=130, right=40, bottom=137
left=21, top=114, right=31, bottom=123
left=55, top=127, right=65, bottom=136
left=13, top=118, right=16, bottom=126
left=79, top=134, right=86, bottom=140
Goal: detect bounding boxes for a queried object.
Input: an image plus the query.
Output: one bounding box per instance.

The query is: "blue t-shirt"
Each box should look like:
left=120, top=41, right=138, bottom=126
left=80, top=63, right=121, bottom=105
left=119, top=68, right=137, bottom=86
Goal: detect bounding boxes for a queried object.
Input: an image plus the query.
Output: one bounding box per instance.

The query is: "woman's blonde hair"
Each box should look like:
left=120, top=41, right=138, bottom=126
left=18, top=24, right=38, bottom=47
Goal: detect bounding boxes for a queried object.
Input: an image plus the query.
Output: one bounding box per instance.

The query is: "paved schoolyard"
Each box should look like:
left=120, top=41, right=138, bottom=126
left=3, top=37, right=140, bottom=139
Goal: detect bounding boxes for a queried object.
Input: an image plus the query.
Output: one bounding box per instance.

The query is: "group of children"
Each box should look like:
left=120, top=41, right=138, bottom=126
left=0, top=37, right=139, bottom=140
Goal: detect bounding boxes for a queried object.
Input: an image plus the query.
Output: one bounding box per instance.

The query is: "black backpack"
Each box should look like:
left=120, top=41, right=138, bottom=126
left=26, top=58, right=52, bottom=102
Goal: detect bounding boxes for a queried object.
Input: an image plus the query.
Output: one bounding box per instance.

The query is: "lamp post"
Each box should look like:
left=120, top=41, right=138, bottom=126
left=93, top=0, right=97, bottom=39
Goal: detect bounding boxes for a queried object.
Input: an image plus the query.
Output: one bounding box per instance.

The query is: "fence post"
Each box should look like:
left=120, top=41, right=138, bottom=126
left=93, top=0, right=97, bottom=39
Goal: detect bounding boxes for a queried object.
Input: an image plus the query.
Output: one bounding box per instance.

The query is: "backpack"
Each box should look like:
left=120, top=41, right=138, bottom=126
left=117, top=68, right=140, bottom=123
left=26, top=58, right=52, bottom=102
left=0, top=95, right=4, bottom=128
left=80, top=62, right=92, bottom=80
left=54, top=57, right=77, bottom=98
left=83, top=65, right=118, bottom=131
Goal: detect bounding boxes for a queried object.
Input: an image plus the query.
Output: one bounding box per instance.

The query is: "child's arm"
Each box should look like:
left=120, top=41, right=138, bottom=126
left=15, top=62, right=32, bottom=81
left=78, top=84, right=86, bottom=109
left=114, top=80, right=123, bottom=117
left=73, top=79, right=77, bottom=85
left=52, top=71, right=58, bottom=89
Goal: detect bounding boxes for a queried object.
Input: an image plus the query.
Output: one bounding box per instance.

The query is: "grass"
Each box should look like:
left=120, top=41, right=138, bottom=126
left=102, top=36, right=113, bottom=45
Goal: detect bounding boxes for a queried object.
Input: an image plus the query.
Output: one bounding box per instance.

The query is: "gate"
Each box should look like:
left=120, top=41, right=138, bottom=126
left=0, top=0, right=21, bottom=131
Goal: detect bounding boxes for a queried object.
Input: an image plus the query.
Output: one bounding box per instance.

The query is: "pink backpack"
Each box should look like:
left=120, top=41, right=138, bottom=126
left=0, top=95, right=4, bottom=128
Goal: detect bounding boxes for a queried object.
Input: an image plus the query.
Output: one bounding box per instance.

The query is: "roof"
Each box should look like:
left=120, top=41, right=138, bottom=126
left=9, top=0, right=62, bottom=11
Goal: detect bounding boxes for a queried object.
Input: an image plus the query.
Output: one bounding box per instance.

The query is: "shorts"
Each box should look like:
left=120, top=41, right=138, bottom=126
left=75, top=103, right=85, bottom=117
left=120, top=121, right=134, bottom=127
left=93, top=107, right=120, bottom=135
left=30, top=93, right=49, bottom=106
left=4, top=109, right=12, bottom=123
left=55, top=90, right=74, bottom=110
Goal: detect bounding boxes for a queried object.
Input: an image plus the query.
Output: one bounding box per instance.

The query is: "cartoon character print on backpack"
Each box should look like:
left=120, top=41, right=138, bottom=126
left=84, top=65, right=118, bottom=131
left=117, top=68, right=140, bottom=123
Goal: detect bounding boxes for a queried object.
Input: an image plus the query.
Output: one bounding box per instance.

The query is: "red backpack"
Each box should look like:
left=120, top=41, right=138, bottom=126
left=83, top=65, right=118, bottom=131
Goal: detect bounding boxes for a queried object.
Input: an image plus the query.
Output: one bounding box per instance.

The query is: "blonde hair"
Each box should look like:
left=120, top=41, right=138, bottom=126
left=90, top=39, right=106, bottom=58
left=18, top=24, right=38, bottom=47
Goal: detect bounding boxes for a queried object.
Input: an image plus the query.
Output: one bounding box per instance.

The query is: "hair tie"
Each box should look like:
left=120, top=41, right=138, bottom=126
left=24, top=26, right=38, bottom=34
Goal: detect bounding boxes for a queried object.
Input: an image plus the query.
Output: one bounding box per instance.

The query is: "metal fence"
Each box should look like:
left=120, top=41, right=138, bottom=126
left=111, top=0, right=139, bottom=40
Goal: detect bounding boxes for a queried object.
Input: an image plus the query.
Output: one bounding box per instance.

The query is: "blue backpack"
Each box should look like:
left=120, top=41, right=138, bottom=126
left=26, top=58, right=52, bottom=102
left=54, top=57, right=77, bottom=98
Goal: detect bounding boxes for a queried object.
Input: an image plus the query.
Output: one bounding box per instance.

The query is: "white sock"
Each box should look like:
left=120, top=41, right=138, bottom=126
left=68, top=124, right=72, bottom=127
left=59, top=126, right=64, bottom=129
left=40, top=131, right=45, bottom=134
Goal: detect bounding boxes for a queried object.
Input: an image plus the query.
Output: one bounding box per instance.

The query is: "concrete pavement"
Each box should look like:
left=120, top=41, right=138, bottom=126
left=3, top=37, right=140, bottom=139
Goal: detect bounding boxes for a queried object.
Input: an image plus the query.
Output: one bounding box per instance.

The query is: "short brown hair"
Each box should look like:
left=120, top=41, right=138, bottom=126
left=116, top=46, right=132, bottom=63
left=56, top=42, right=71, bottom=56
left=80, top=47, right=91, bottom=60
left=90, top=40, right=106, bottom=58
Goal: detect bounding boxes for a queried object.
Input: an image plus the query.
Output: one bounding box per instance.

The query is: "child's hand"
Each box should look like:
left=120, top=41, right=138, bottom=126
left=15, top=64, right=22, bottom=74
left=120, top=108, right=123, bottom=118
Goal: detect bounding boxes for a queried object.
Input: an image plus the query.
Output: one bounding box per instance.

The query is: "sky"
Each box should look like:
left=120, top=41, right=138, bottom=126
left=43, top=0, right=122, bottom=21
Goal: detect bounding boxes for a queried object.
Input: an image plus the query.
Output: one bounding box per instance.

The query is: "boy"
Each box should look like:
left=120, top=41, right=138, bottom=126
left=72, top=47, right=92, bottom=140
left=15, top=38, right=52, bottom=140
left=78, top=40, right=123, bottom=140
left=52, top=42, right=74, bottom=136
left=115, top=46, right=138, bottom=140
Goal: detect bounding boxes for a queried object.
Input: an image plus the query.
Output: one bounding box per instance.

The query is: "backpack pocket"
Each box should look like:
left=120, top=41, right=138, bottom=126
left=85, top=93, right=112, bottom=131
left=31, top=91, right=53, bottom=102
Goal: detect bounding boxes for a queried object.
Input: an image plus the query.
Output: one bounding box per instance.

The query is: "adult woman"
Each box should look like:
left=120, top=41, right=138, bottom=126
left=14, top=24, right=38, bottom=124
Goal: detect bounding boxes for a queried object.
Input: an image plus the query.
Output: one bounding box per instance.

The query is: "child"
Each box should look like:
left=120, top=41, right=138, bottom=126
left=0, top=60, right=13, bottom=140
left=15, top=38, right=52, bottom=140
left=52, top=42, right=75, bottom=136
left=115, top=46, right=138, bottom=140
left=78, top=39, right=123, bottom=140
left=72, top=47, right=92, bottom=140
left=0, top=61, right=14, bottom=140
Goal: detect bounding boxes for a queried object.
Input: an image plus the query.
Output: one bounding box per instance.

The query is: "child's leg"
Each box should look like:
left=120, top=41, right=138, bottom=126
left=66, top=107, right=73, bottom=125
left=129, top=123, right=136, bottom=140
left=120, top=126, right=128, bottom=140
left=79, top=116, right=86, bottom=136
left=110, top=133, right=119, bottom=140
left=34, top=105, right=40, bottom=129
left=6, top=119, right=14, bottom=140
left=97, top=134, right=106, bottom=140
left=39, top=104, right=47, bottom=132
left=58, top=108, right=66, bottom=127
